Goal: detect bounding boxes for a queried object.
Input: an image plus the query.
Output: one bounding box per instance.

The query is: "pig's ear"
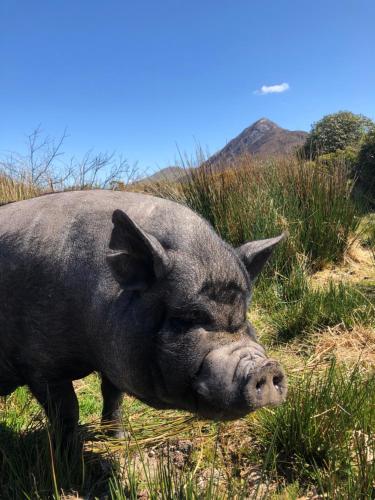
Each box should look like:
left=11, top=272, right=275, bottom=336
left=106, top=209, right=170, bottom=290
left=236, top=233, right=286, bottom=281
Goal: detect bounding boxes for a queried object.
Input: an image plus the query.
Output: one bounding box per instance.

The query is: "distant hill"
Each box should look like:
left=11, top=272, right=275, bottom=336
left=142, top=118, right=308, bottom=182
left=206, top=118, right=308, bottom=166
left=141, top=166, right=185, bottom=183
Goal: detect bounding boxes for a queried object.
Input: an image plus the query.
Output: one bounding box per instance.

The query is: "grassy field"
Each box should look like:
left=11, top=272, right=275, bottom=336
left=0, top=156, right=375, bottom=499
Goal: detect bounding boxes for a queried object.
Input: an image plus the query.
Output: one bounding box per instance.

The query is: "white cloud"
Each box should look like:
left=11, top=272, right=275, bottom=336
left=254, top=82, right=290, bottom=95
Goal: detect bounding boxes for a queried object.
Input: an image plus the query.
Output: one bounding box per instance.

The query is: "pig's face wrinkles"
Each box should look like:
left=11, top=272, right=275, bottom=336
left=162, top=265, right=251, bottom=336
left=143, top=262, right=262, bottom=415
left=150, top=311, right=264, bottom=417
left=149, top=279, right=285, bottom=420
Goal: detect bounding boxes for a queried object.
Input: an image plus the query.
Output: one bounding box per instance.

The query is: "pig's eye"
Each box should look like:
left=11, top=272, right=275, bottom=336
left=168, top=310, right=213, bottom=330
left=188, top=310, right=213, bottom=325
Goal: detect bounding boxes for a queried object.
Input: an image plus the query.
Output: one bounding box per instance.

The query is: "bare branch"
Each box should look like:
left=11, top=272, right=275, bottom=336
left=0, top=127, right=143, bottom=192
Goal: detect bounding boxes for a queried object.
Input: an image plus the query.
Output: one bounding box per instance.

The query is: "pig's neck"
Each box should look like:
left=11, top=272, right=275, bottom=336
left=95, top=290, right=164, bottom=397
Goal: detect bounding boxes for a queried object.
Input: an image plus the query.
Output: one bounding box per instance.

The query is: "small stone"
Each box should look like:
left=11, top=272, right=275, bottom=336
left=172, top=450, right=185, bottom=468
left=137, top=489, right=149, bottom=499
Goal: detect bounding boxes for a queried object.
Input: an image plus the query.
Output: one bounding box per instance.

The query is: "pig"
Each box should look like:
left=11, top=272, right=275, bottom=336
left=0, top=190, right=287, bottom=439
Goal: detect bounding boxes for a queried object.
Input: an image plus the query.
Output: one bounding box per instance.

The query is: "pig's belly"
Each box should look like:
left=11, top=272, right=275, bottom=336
left=0, top=372, right=21, bottom=396
left=0, top=382, right=19, bottom=396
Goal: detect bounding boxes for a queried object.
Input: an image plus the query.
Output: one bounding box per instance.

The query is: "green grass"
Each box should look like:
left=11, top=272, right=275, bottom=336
left=253, top=362, right=375, bottom=499
left=254, top=277, right=375, bottom=342
left=2, top=359, right=375, bottom=498
left=0, top=385, right=232, bottom=499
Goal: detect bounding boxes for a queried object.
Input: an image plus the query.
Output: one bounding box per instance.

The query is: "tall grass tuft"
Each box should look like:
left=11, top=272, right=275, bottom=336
left=254, top=362, right=375, bottom=498
left=0, top=175, right=40, bottom=205
left=152, top=155, right=359, bottom=279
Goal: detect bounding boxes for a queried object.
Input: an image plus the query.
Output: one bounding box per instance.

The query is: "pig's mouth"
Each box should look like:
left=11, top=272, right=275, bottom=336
left=188, top=349, right=245, bottom=420
left=194, top=397, right=247, bottom=421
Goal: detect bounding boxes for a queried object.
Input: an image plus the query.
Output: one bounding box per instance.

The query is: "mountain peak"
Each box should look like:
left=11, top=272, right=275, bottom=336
left=207, top=119, right=307, bottom=165
left=252, top=117, right=279, bottom=127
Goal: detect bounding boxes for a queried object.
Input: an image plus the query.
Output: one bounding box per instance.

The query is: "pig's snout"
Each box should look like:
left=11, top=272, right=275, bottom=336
left=193, top=345, right=287, bottom=419
left=244, top=359, right=287, bottom=410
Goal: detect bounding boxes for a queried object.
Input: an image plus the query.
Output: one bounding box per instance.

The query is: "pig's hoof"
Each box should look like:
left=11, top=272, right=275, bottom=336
left=112, top=429, right=130, bottom=440
left=106, top=428, right=130, bottom=440
left=101, top=422, right=129, bottom=440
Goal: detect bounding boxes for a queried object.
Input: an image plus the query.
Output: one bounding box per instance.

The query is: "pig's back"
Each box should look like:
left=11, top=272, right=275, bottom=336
left=0, top=190, right=223, bottom=305
left=0, top=190, right=210, bottom=256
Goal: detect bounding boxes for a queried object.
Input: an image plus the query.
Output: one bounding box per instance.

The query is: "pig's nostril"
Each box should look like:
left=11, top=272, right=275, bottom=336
left=272, top=375, right=284, bottom=391
left=255, top=378, right=266, bottom=393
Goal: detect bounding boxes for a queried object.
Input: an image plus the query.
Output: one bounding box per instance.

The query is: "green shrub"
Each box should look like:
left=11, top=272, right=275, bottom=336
left=356, top=129, right=375, bottom=204
left=302, top=111, right=374, bottom=158
left=319, top=146, right=358, bottom=170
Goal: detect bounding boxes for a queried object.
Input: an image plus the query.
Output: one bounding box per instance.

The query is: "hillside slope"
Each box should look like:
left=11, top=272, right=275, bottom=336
left=207, top=118, right=308, bottom=166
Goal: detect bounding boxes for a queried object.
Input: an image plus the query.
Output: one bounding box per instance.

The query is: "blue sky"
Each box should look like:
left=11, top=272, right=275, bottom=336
left=1, top=0, right=374, bottom=173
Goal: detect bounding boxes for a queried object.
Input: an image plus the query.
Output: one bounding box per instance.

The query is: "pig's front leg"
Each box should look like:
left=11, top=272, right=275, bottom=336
left=28, top=379, right=79, bottom=444
left=101, top=375, right=125, bottom=439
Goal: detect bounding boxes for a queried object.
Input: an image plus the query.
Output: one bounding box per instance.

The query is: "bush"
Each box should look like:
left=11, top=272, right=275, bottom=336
left=319, top=146, right=358, bottom=171
left=0, top=127, right=142, bottom=195
left=356, top=129, right=375, bottom=204
left=302, top=111, right=374, bottom=158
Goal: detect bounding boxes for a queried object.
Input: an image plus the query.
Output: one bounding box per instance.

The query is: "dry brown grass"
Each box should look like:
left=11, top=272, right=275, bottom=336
left=309, top=325, right=375, bottom=371
left=306, top=239, right=375, bottom=372
left=0, top=175, right=41, bottom=205
left=270, top=314, right=375, bottom=375
left=311, top=239, right=375, bottom=287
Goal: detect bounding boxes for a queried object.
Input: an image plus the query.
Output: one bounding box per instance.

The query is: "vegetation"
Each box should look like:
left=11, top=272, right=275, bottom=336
left=0, top=175, right=40, bottom=205
left=255, top=362, right=375, bottom=499
left=357, top=129, right=375, bottom=203
left=302, top=111, right=374, bottom=158
left=146, top=155, right=359, bottom=276
left=1, top=121, right=375, bottom=498
left=0, top=127, right=142, bottom=198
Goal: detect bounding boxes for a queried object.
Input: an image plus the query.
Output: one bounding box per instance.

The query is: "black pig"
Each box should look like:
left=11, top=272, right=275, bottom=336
left=0, top=190, right=287, bottom=438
